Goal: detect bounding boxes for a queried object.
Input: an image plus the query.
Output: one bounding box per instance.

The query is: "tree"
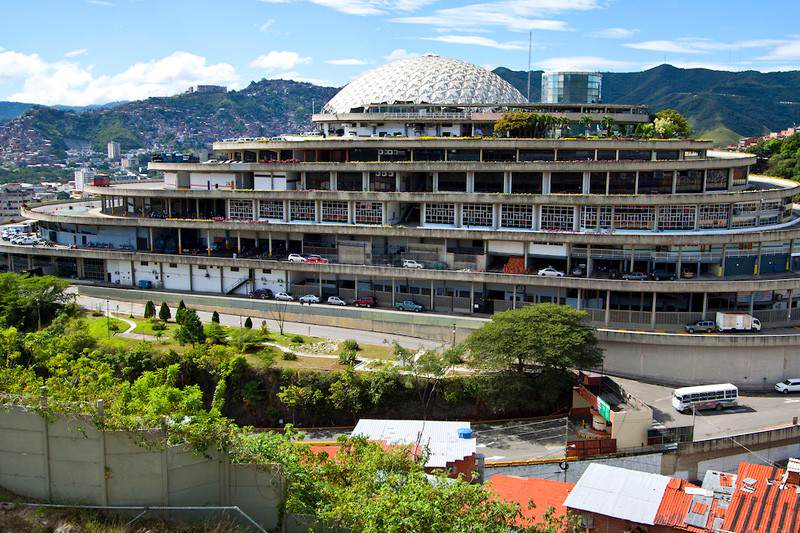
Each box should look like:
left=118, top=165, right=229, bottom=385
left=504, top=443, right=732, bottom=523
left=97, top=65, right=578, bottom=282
left=178, top=300, right=186, bottom=313
left=464, top=303, right=603, bottom=375
left=0, top=274, right=72, bottom=331
left=327, top=368, right=364, bottom=422
left=204, top=321, right=228, bottom=345
left=653, top=108, right=691, bottom=138
left=278, top=384, right=323, bottom=424
left=244, top=317, right=253, bottom=329
left=175, top=309, right=205, bottom=346
left=211, top=310, right=220, bottom=323
left=158, top=302, right=171, bottom=322
left=580, top=115, right=593, bottom=136
left=600, top=115, right=615, bottom=136
left=270, top=301, right=289, bottom=335
left=143, top=300, right=156, bottom=319
left=175, top=307, right=189, bottom=325
left=229, top=328, right=261, bottom=353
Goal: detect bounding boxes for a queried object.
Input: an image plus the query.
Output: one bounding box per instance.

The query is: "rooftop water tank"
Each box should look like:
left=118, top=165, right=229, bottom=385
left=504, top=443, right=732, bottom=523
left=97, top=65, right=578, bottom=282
left=458, top=428, right=473, bottom=439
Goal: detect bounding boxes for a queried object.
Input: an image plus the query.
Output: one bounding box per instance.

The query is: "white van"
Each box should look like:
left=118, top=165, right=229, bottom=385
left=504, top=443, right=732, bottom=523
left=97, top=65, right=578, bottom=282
left=672, top=383, right=738, bottom=413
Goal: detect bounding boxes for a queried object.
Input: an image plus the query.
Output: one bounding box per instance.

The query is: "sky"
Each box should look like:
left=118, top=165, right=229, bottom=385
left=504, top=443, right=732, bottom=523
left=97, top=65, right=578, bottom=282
left=0, top=0, right=799, bottom=106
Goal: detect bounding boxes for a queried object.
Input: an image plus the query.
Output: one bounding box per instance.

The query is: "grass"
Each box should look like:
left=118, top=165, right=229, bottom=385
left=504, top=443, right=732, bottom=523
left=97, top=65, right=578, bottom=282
left=269, top=332, right=323, bottom=347
left=341, top=343, right=395, bottom=359
left=127, top=316, right=180, bottom=337
left=84, top=316, right=128, bottom=339
left=273, top=355, right=342, bottom=371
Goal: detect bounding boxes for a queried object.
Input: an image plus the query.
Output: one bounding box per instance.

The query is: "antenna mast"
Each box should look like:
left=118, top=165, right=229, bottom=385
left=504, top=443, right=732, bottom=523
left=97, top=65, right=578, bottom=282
left=526, top=31, right=533, bottom=102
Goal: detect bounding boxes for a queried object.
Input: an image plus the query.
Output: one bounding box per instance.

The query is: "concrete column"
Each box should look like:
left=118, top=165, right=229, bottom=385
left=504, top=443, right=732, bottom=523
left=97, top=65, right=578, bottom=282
left=195, top=198, right=200, bottom=218
left=605, top=290, right=611, bottom=325
left=362, top=171, right=369, bottom=192
left=504, top=172, right=512, bottom=193
left=236, top=232, right=241, bottom=254
left=576, top=288, right=582, bottom=310
left=283, top=200, right=290, bottom=222
left=720, top=244, right=728, bottom=276
left=582, top=171, right=591, bottom=194
left=512, top=286, right=517, bottom=310
left=188, top=264, right=193, bottom=291
left=27, top=255, right=33, bottom=269
left=149, top=227, right=154, bottom=252
left=430, top=280, right=435, bottom=310
left=432, top=172, right=439, bottom=192
left=650, top=292, right=657, bottom=329
left=671, top=171, right=677, bottom=194
left=470, top=282, right=475, bottom=313
left=701, top=292, right=708, bottom=320
left=167, top=199, right=172, bottom=218
left=158, top=262, right=164, bottom=288
left=523, top=242, right=528, bottom=270
left=206, top=230, right=212, bottom=255
left=130, top=260, right=136, bottom=286
left=787, top=239, right=795, bottom=272
left=586, top=244, right=592, bottom=276
left=354, top=274, right=359, bottom=299
left=318, top=272, right=322, bottom=297
left=268, top=232, right=273, bottom=257
left=466, top=172, right=475, bottom=193
left=788, top=289, right=794, bottom=321
left=177, top=228, right=182, bottom=254
left=542, top=172, right=551, bottom=194
left=220, top=267, right=224, bottom=293
left=391, top=278, right=396, bottom=305
left=749, top=292, right=755, bottom=315
left=225, top=199, right=230, bottom=219
left=420, top=203, right=426, bottom=225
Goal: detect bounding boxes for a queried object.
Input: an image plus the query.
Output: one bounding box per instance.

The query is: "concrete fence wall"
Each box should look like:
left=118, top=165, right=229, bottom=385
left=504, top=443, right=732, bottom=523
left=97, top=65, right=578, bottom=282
left=0, top=406, right=284, bottom=530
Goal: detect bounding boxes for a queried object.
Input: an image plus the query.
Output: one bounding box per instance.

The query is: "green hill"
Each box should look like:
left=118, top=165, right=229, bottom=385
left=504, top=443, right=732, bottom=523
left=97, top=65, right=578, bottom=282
left=0, top=101, right=33, bottom=122
left=494, top=64, right=800, bottom=145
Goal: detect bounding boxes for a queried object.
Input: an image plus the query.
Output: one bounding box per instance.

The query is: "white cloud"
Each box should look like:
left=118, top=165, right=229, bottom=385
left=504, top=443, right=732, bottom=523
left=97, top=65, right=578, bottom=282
left=537, top=56, right=636, bottom=72
left=270, top=70, right=337, bottom=86
left=250, top=51, right=311, bottom=72
left=256, top=0, right=435, bottom=15
left=258, top=19, right=276, bottom=32
left=758, top=39, right=800, bottom=61
left=3, top=51, right=239, bottom=106
left=592, top=27, right=637, bottom=39
left=383, top=48, right=419, bottom=61
left=626, top=38, right=786, bottom=55
left=393, top=0, right=600, bottom=32
left=64, top=49, right=88, bottom=58
left=327, top=58, right=368, bottom=65
left=87, top=0, right=116, bottom=6
left=423, top=35, right=527, bottom=50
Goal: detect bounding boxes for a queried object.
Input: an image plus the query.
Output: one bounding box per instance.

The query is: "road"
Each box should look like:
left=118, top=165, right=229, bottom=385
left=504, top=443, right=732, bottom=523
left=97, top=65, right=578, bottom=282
left=73, top=290, right=442, bottom=351
left=613, top=376, right=800, bottom=440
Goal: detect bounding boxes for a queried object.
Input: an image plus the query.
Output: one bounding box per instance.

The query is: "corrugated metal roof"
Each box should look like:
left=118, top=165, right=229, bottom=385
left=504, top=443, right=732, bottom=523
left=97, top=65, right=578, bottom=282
left=563, top=464, right=670, bottom=525
left=722, top=462, right=800, bottom=533
left=351, top=419, right=475, bottom=469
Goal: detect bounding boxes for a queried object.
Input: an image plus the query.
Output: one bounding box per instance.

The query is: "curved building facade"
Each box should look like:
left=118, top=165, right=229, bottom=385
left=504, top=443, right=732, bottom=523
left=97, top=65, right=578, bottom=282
left=3, top=55, right=800, bottom=386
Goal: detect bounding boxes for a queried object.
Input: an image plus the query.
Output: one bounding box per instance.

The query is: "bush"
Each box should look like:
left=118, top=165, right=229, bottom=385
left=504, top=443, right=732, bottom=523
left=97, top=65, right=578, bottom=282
left=143, top=300, right=156, bottom=319
left=341, top=339, right=360, bottom=352
left=204, top=321, right=227, bottom=345
left=211, top=311, right=220, bottom=323
left=290, top=335, right=304, bottom=344
left=339, top=349, right=358, bottom=366
left=282, top=350, right=297, bottom=361
left=244, top=317, right=253, bottom=329
left=255, top=347, right=277, bottom=367
left=158, top=302, right=171, bottom=322
left=149, top=320, right=167, bottom=332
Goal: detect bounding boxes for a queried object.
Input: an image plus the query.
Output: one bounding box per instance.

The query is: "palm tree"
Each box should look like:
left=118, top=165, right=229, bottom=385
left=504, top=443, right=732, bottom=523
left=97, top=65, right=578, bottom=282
left=581, top=115, right=593, bottom=137
left=556, top=116, right=571, bottom=139
left=601, top=115, right=615, bottom=137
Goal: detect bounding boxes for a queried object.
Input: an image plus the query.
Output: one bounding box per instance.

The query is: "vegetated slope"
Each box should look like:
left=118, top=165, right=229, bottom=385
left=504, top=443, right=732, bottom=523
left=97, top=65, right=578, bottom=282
left=0, top=101, right=33, bottom=122
left=495, top=65, right=800, bottom=145
left=1, top=79, right=338, bottom=158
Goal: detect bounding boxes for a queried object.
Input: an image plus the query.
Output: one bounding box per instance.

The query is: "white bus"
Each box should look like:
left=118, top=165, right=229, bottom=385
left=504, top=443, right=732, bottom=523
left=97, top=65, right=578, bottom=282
left=671, top=383, right=738, bottom=413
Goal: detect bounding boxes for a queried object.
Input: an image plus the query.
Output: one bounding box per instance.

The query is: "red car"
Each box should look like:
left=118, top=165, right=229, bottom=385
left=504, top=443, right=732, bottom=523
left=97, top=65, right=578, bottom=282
left=305, top=255, right=329, bottom=264
left=352, top=296, right=377, bottom=308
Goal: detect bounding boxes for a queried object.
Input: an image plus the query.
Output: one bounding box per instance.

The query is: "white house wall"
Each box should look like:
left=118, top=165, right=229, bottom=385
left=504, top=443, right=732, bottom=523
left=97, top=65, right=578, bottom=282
left=254, top=269, right=288, bottom=294
left=222, top=267, right=250, bottom=295
left=133, top=261, right=159, bottom=287
left=162, top=263, right=191, bottom=291
left=189, top=173, right=235, bottom=191
left=192, top=265, right=222, bottom=293
left=107, top=259, right=133, bottom=286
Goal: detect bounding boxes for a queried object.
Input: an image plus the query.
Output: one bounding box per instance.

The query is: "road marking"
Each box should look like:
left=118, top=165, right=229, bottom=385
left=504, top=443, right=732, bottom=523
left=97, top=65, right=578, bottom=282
left=784, top=399, right=800, bottom=404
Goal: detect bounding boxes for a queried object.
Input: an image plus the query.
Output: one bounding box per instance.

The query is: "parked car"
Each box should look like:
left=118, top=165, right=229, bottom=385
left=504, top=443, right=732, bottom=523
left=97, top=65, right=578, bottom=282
left=13, top=236, right=36, bottom=245
left=287, top=253, right=306, bottom=263
left=622, top=272, right=648, bottom=281
left=607, top=268, right=622, bottom=279
left=352, top=296, right=377, bottom=308
left=571, top=265, right=586, bottom=277
left=326, top=296, right=347, bottom=306
left=274, top=292, right=294, bottom=301
left=537, top=266, right=564, bottom=277
left=249, top=288, right=274, bottom=300
left=306, top=255, right=329, bottom=264
left=650, top=270, right=677, bottom=281
left=681, top=269, right=695, bottom=279
left=299, top=294, right=320, bottom=304
left=685, top=320, right=716, bottom=334
left=716, top=311, right=761, bottom=332
left=396, top=299, right=424, bottom=312
left=402, top=259, right=425, bottom=269
left=775, top=378, right=800, bottom=394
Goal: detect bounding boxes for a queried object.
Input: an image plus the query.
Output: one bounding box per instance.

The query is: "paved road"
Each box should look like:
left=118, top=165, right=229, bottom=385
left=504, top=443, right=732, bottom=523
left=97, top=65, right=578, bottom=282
left=74, top=291, right=442, bottom=351
left=613, top=376, right=800, bottom=440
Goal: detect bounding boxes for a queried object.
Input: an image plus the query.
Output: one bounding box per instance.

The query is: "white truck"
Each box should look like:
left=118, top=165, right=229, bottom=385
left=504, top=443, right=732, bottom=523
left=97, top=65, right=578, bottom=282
left=715, top=312, right=761, bottom=333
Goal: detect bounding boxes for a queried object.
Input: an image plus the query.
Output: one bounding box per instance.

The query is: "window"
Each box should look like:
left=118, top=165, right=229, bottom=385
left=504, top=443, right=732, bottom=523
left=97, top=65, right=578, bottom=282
left=698, top=204, right=729, bottom=229
left=414, top=148, right=444, bottom=161
left=462, top=204, right=494, bottom=227
left=349, top=147, right=379, bottom=162
left=655, top=150, right=680, bottom=160
left=658, top=205, right=696, bottom=230
left=732, top=166, right=749, bottom=187
left=447, top=149, right=480, bottom=161
left=305, top=171, right=331, bottom=190
left=637, top=171, right=673, bottom=194
left=732, top=202, right=758, bottom=228
left=474, top=172, right=504, bottom=193
left=501, top=205, right=533, bottom=229
left=229, top=199, right=254, bottom=220
left=614, top=206, right=655, bottom=230
left=259, top=200, right=284, bottom=220
left=140, top=261, right=149, bottom=266
left=618, top=150, right=652, bottom=161
left=354, top=202, right=382, bottom=224
left=290, top=200, right=316, bottom=221
left=198, top=265, right=207, bottom=270
left=438, top=172, right=467, bottom=192
left=580, top=206, right=612, bottom=230
left=705, top=169, right=728, bottom=191
left=321, top=201, right=349, bottom=223
left=483, top=149, right=515, bottom=162
left=425, top=203, right=456, bottom=225
left=676, top=170, right=703, bottom=193
left=556, top=150, right=593, bottom=161
left=511, top=172, right=542, bottom=194
left=590, top=172, right=607, bottom=194
left=169, top=263, right=177, bottom=268
left=337, top=172, right=363, bottom=191
left=550, top=172, right=583, bottom=194
left=230, top=267, right=239, bottom=272
left=608, top=172, right=636, bottom=194
left=596, top=149, right=616, bottom=161
left=262, top=269, right=271, bottom=273
left=518, top=149, right=554, bottom=161
left=369, top=172, right=396, bottom=192
left=540, top=205, right=574, bottom=231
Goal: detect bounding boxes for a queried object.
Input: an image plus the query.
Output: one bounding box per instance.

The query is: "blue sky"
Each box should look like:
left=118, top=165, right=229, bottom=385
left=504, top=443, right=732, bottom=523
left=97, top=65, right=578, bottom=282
left=1, top=0, right=798, bottom=105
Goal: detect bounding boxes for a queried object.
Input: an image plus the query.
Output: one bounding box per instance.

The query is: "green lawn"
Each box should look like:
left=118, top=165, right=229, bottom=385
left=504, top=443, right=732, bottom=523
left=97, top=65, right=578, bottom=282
left=127, top=316, right=179, bottom=337
left=84, top=316, right=128, bottom=339
left=268, top=332, right=323, bottom=347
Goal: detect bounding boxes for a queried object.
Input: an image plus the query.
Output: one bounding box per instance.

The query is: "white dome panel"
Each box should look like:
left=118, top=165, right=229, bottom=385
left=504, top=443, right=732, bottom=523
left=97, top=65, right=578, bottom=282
left=322, top=55, right=527, bottom=114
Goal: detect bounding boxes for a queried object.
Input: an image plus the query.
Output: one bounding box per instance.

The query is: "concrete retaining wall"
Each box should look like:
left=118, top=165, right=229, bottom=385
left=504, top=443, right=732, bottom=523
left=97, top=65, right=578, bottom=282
left=0, top=407, right=283, bottom=530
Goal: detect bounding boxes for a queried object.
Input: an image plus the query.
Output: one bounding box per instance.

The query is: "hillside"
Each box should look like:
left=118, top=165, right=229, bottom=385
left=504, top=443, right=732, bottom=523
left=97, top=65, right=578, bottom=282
left=494, top=65, right=800, bottom=145
left=0, top=101, right=33, bottom=122
left=0, top=79, right=338, bottom=162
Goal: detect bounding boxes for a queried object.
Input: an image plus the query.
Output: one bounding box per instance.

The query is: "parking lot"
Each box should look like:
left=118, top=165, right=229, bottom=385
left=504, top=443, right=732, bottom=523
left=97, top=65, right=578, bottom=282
left=613, top=376, right=800, bottom=440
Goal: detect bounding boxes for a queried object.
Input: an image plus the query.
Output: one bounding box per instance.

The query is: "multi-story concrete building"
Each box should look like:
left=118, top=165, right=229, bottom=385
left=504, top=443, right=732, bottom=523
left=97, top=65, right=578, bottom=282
left=4, top=54, right=800, bottom=386
left=107, top=141, right=121, bottom=161
left=541, top=71, right=602, bottom=104
left=0, top=183, right=34, bottom=222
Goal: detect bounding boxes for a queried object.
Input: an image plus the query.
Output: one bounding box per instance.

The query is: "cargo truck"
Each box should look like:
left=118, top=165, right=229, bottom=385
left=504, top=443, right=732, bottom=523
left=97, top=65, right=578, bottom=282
left=715, top=312, right=761, bottom=333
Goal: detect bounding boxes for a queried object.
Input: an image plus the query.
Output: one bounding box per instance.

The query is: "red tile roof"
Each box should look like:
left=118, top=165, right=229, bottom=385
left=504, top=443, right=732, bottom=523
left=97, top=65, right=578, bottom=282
left=722, top=463, right=800, bottom=533
left=487, top=475, right=573, bottom=526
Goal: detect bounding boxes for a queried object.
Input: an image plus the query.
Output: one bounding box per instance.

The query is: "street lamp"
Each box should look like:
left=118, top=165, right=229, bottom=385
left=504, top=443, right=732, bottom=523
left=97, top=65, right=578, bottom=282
left=452, top=323, right=457, bottom=346
left=106, top=299, right=110, bottom=338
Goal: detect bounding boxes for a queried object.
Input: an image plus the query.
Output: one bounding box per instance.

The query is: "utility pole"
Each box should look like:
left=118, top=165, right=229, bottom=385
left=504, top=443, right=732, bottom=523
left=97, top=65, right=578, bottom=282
left=526, top=31, right=533, bottom=102
left=106, top=299, right=110, bottom=338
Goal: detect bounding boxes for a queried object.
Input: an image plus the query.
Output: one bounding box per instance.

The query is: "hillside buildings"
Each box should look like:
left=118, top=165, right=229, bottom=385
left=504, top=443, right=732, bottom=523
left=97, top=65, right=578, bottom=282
left=0, top=183, right=34, bottom=222
left=107, top=141, right=121, bottom=161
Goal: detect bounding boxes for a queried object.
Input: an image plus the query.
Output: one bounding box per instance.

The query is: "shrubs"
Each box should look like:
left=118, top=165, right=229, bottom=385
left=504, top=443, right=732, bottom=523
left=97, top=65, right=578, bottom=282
left=290, top=335, right=304, bottom=344
left=158, top=302, right=171, bottom=322
left=339, top=349, right=358, bottom=366
left=282, top=350, right=297, bottom=361
left=244, top=317, right=253, bottom=329
left=149, top=320, right=167, bottom=332
left=143, top=301, right=156, bottom=319
left=211, top=310, right=220, bottom=323
left=340, top=339, right=360, bottom=352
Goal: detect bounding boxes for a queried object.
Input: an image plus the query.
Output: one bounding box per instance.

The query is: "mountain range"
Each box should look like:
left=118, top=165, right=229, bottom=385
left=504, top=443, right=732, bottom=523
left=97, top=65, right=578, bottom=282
left=1, top=64, right=799, bottom=164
